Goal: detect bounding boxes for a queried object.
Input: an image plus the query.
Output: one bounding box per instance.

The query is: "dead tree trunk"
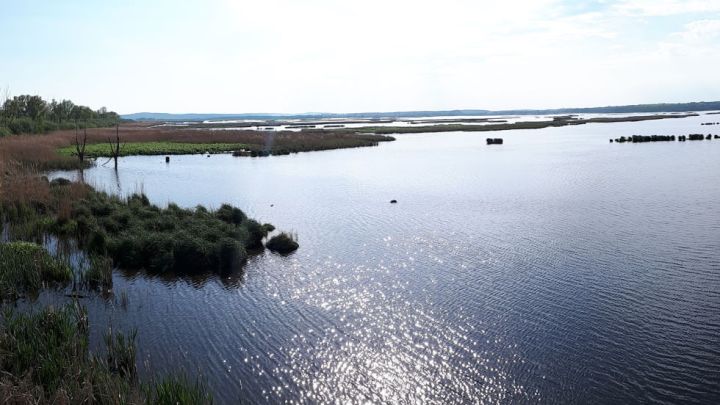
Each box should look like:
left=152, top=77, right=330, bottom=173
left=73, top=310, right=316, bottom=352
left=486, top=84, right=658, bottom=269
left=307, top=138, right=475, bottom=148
left=74, top=121, right=87, bottom=163
left=108, top=124, right=122, bottom=170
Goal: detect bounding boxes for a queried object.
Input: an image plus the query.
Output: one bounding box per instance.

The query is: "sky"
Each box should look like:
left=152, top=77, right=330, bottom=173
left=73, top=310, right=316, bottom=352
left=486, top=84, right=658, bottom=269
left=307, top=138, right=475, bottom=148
left=1, top=0, right=719, bottom=114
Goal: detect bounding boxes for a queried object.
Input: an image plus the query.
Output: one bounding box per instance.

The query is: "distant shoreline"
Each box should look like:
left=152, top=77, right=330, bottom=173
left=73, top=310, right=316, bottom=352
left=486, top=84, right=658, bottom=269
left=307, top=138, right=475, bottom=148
left=121, top=101, right=720, bottom=121
left=347, top=113, right=699, bottom=135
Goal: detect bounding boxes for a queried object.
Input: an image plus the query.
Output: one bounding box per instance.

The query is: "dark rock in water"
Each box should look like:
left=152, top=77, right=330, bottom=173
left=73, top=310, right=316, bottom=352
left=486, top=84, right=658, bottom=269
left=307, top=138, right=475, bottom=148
left=390, top=200, right=397, bottom=204
left=486, top=138, right=504, bottom=145
left=609, top=139, right=614, bottom=143
left=165, top=156, right=170, bottom=163
left=706, top=135, right=712, bottom=140
left=688, top=134, right=705, bottom=141
left=715, top=135, right=719, bottom=139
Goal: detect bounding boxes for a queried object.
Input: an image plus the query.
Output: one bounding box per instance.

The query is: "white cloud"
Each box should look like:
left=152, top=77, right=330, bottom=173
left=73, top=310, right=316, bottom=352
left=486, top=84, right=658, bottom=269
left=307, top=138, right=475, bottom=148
left=613, top=0, right=720, bottom=16
left=676, top=19, right=720, bottom=41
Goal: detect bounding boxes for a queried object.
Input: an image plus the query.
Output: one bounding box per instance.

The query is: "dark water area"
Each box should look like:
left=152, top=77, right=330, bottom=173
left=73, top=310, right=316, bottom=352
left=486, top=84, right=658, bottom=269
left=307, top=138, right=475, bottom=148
left=43, top=115, right=720, bottom=403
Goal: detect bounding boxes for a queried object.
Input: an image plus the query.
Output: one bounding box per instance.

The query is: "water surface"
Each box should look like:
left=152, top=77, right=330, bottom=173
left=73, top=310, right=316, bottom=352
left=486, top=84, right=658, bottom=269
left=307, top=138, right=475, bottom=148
left=48, top=114, right=720, bottom=404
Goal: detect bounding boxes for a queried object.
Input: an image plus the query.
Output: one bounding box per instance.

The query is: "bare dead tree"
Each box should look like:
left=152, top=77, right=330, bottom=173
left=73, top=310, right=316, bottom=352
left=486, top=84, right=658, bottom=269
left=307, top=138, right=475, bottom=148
left=108, top=124, right=123, bottom=169
left=74, top=121, right=87, bottom=163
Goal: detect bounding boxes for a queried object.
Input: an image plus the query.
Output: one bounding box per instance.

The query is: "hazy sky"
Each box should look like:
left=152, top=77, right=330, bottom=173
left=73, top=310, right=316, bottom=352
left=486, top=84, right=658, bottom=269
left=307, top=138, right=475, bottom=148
left=1, top=0, right=719, bottom=114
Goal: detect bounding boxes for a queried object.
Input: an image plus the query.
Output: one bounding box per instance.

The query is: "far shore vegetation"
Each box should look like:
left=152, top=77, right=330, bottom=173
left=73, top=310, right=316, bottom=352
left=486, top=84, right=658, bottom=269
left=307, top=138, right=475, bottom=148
left=348, top=113, right=699, bottom=134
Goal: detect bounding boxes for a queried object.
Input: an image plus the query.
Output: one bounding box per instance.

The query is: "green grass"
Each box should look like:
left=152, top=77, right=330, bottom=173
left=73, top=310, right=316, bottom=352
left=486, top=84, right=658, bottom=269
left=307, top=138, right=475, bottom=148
left=0, top=242, right=72, bottom=299
left=0, top=303, right=212, bottom=403
left=144, top=375, right=213, bottom=405
left=0, top=304, right=91, bottom=396
left=81, top=255, right=114, bottom=290
left=58, top=142, right=249, bottom=157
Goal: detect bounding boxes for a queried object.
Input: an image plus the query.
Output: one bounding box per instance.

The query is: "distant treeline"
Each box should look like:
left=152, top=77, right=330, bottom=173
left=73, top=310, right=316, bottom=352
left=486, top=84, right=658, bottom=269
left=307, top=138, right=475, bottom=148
left=0, top=94, right=120, bottom=136
left=122, top=101, right=720, bottom=122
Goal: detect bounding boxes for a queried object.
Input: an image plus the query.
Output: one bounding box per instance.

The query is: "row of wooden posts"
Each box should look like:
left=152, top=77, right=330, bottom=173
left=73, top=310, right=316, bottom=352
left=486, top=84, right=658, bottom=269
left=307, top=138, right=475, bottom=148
left=610, top=134, right=719, bottom=143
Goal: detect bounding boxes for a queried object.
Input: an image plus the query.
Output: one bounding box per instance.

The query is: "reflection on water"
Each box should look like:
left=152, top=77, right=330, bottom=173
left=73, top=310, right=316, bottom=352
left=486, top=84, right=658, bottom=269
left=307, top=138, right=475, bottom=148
left=44, top=114, right=720, bottom=404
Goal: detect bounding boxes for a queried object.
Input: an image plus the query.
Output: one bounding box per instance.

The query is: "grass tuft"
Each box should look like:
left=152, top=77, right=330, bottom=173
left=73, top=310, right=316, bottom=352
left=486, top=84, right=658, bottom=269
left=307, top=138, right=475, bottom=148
left=0, top=303, right=212, bottom=403
left=266, top=232, right=299, bottom=254
left=144, top=374, right=213, bottom=405
left=0, top=242, right=71, bottom=299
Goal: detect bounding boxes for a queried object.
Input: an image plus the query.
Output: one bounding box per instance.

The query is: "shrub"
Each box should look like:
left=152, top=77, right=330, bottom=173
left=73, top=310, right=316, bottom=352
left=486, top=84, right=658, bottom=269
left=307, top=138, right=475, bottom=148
left=70, top=192, right=265, bottom=273
left=266, top=232, right=299, bottom=254
left=7, top=117, right=36, bottom=134
left=216, top=204, right=247, bottom=225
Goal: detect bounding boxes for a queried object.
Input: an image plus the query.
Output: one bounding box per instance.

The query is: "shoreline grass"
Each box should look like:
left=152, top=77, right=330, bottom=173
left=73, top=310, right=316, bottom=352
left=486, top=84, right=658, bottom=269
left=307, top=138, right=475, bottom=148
left=0, top=123, right=395, bottom=170
left=0, top=242, right=72, bottom=299
left=0, top=303, right=212, bottom=403
left=58, top=142, right=249, bottom=158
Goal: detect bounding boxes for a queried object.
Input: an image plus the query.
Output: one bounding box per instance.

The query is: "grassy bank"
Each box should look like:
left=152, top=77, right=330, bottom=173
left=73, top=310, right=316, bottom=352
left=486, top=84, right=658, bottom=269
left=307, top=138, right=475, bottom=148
left=59, top=142, right=249, bottom=158
left=0, top=123, right=395, bottom=170
left=0, top=303, right=211, bottom=403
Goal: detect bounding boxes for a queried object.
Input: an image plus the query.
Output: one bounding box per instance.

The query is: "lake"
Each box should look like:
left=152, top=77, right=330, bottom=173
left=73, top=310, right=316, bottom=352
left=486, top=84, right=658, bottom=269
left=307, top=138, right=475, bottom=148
left=48, top=114, right=720, bottom=404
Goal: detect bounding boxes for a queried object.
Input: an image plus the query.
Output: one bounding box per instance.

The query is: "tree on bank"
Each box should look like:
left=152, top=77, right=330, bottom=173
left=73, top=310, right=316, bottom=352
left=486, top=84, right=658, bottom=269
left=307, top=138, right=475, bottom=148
left=0, top=92, right=120, bottom=136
